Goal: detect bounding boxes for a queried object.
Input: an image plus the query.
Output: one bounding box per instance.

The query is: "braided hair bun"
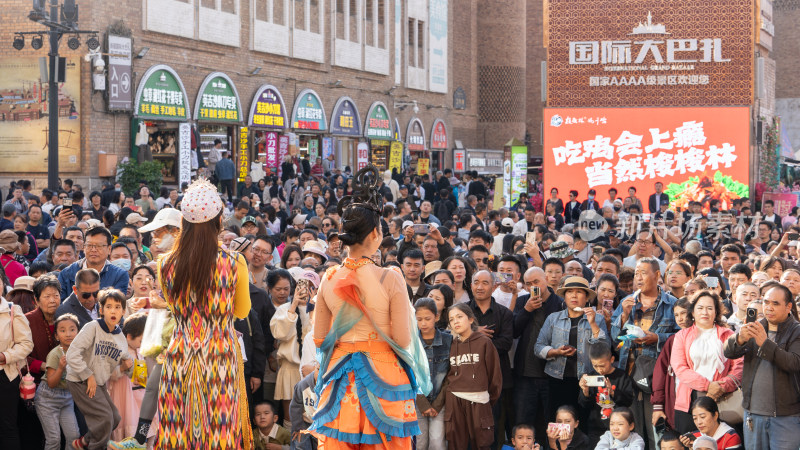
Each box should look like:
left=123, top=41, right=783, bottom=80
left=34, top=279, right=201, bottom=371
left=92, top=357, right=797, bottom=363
left=337, top=165, right=383, bottom=247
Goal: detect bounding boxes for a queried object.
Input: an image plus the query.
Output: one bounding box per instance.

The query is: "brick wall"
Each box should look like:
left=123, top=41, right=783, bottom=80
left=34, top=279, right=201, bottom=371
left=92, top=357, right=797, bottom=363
left=0, top=0, right=482, bottom=188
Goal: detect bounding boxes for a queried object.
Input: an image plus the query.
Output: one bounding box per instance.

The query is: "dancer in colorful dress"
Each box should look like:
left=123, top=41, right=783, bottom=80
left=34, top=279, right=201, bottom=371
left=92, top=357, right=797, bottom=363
left=308, top=165, right=431, bottom=449
left=155, top=179, right=251, bottom=449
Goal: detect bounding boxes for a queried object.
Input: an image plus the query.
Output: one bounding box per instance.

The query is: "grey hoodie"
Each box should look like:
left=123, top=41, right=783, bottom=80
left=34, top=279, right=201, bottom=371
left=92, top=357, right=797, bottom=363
left=66, top=318, right=131, bottom=385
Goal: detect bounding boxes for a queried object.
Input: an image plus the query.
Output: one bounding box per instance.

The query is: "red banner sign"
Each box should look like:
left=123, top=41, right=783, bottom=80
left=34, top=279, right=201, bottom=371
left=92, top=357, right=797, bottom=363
left=543, top=107, right=750, bottom=210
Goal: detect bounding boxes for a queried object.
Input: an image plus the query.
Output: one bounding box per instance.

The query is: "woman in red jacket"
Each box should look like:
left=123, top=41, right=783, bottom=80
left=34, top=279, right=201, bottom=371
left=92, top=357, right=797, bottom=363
left=679, top=396, right=742, bottom=450
left=670, top=291, right=743, bottom=434
left=651, top=297, right=692, bottom=431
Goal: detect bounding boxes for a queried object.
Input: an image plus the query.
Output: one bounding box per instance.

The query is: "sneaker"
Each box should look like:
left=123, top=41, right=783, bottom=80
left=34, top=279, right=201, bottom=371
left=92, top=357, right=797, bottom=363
left=108, top=437, right=146, bottom=450
left=72, top=436, right=86, bottom=449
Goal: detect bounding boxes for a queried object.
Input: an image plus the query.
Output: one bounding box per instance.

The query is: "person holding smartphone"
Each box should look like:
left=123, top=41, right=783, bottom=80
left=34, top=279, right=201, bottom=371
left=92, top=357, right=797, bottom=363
left=536, top=276, right=608, bottom=420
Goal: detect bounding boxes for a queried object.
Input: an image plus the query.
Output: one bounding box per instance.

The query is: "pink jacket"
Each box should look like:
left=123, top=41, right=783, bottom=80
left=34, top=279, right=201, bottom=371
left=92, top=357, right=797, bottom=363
left=670, top=325, right=743, bottom=413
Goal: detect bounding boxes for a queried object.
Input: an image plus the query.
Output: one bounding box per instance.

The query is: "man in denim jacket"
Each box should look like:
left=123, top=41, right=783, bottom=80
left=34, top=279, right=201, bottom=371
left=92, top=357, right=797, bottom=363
left=610, top=257, right=678, bottom=448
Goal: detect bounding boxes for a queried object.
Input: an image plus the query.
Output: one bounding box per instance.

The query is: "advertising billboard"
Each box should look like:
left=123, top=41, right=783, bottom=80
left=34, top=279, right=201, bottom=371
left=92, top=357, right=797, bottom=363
left=543, top=107, right=750, bottom=211
left=546, top=0, right=754, bottom=107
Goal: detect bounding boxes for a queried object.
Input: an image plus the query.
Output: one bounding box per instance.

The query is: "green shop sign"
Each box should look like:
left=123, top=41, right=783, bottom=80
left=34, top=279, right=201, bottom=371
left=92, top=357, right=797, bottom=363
left=364, top=102, right=392, bottom=140
left=134, top=65, right=190, bottom=120
left=194, top=72, right=242, bottom=123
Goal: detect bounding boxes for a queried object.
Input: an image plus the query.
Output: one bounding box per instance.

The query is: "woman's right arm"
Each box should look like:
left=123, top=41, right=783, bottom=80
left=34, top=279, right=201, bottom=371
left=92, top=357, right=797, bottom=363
left=388, top=270, right=411, bottom=348
left=313, top=286, right=331, bottom=346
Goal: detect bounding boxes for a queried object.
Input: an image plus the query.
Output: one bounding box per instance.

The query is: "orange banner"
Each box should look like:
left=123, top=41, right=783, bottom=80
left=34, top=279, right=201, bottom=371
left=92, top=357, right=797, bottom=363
left=543, top=107, right=750, bottom=211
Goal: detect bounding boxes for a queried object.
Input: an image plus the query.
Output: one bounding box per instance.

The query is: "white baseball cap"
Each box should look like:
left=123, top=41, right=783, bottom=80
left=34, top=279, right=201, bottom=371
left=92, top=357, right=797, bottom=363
left=138, top=208, right=182, bottom=232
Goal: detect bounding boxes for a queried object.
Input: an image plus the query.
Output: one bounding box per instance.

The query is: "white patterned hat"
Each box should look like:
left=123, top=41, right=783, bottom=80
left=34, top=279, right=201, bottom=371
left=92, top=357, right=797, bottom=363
left=180, top=179, right=223, bottom=223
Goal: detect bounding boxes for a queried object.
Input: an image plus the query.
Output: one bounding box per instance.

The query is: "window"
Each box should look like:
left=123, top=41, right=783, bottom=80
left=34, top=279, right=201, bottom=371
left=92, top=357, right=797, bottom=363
left=417, top=20, right=425, bottom=69
left=295, top=0, right=305, bottom=29
left=366, top=0, right=374, bottom=45
left=336, top=0, right=345, bottom=39
left=273, top=0, right=285, bottom=25
left=349, top=0, right=360, bottom=43
left=408, top=18, right=416, bottom=67
left=309, top=0, right=319, bottom=33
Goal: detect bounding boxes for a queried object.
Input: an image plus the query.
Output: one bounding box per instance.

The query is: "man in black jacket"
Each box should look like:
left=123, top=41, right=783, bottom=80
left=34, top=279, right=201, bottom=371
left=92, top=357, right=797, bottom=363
left=723, top=283, right=800, bottom=449
left=564, top=190, right=582, bottom=224
left=648, top=182, right=670, bottom=214
left=234, top=309, right=266, bottom=416
left=513, top=267, right=564, bottom=442
left=470, top=270, right=514, bottom=448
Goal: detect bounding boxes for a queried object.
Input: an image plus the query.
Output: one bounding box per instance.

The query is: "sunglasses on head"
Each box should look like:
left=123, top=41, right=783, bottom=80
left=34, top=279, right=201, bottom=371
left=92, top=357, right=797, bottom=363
left=81, top=291, right=99, bottom=300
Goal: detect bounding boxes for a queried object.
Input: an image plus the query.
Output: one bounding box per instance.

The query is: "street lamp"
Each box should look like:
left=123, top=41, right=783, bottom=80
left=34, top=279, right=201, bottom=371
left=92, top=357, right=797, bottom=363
left=12, top=0, right=99, bottom=191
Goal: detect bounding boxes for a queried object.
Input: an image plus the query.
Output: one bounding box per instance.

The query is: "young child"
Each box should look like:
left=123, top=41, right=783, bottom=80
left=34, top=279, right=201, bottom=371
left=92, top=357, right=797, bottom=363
left=501, top=424, right=540, bottom=450
left=109, top=312, right=148, bottom=441
left=594, top=407, right=645, bottom=450
left=577, top=341, right=635, bottom=444
left=658, top=430, right=686, bottom=450
left=253, top=400, right=291, bottom=450
left=65, top=288, right=133, bottom=450
left=444, top=303, right=502, bottom=450
left=289, top=369, right=318, bottom=450
left=36, top=313, right=81, bottom=450
left=415, top=297, right=452, bottom=450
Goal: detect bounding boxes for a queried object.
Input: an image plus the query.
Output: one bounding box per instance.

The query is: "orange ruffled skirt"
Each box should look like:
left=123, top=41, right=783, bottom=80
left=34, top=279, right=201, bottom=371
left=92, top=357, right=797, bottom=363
left=308, top=340, right=419, bottom=450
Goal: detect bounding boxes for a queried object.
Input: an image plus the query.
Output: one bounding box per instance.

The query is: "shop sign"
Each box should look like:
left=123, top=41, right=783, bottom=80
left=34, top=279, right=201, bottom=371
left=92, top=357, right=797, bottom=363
left=265, top=132, right=278, bottom=168
left=406, top=118, right=426, bottom=151
left=249, top=85, right=288, bottom=128
left=322, top=137, right=333, bottom=160
left=453, top=87, right=466, bottom=110
left=277, top=135, right=289, bottom=178
left=329, top=97, right=362, bottom=137
left=179, top=123, right=192, bottom=187
left=389, top=141, right=403, bottom=173
left=454, top=149, right=466, bottom=172
left=238, top=127, right=249, bottom=181
left=309, top=139, right=319, bottom=163
left=364, top=102, right=392, bottom=139
left=291, top=89, right=327, bottom=131
left=511, top=146, right=528, bottom=206
left=194, top=73, right=242, bottom=123
left=107, top=35, right=132, bottom=111
left=547, top=2, right=754, bottom=107
left=134, top=65, right=190, bottom=120
left=543, top=107, right=750, bottom=207
left=357, top=142, right=370, bottom=170
left=431, top=119, right=448, bottom=149
left=418, top=158, right=430, bottom=176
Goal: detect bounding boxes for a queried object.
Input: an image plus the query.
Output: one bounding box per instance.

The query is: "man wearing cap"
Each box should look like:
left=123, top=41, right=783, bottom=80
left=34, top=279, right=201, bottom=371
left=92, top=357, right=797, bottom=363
left=137, top=208, right=182, bottom=262
left=57, top=226, right=129, bottom=300
left=302, top=240, right=328, bottom=265
left=126, top=212, right=148, bottom=229
left=326, top=231, right=342, bottom=260
left=241, top=216, right=259, bottom=237
left=0, top=229, right=27, bottom=285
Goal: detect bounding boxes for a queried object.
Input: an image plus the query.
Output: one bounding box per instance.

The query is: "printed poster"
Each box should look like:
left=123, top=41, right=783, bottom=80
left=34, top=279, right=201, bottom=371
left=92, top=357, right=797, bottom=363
left=0, top=57, right=81, bottom=172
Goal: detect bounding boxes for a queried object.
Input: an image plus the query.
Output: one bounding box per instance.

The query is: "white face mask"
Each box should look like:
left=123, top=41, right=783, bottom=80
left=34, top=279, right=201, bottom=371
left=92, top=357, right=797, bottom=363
left=109, top=258, right=131, bottom=271
left=157, top=233, right=175, bottom=252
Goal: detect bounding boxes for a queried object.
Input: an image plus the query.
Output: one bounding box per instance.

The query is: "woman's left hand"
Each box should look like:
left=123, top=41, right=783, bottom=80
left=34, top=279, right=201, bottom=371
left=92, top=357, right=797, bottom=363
left=707, top=381, right=725, bottom=399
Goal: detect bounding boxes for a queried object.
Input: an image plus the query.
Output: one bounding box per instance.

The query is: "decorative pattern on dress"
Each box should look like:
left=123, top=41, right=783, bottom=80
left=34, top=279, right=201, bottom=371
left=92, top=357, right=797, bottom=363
left=156, top=251, right=242, bottom=449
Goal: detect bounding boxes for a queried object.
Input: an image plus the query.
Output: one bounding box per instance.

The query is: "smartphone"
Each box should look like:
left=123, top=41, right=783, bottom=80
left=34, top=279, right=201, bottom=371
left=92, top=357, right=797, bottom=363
left=496, top=272, right=513, bottom=283
left=592, top=246, right=603, bottom=254
left=531, top=286, right=541, bottom=297
left=412, top=224, right=430, bottom=234
left=586, top=375, right=605, bottom=387
left=62, top=198, right=72, bottom=207
left=789, top=232, right=800, bottom=241
left=746, top=307, right=758, bottom=324
left=704, top=277, right=719, bottom=288
left=526, top=231, right=536, bottom=246
left=681, top=432, right=696, bottom=444
left=602, top=298, right=615, bottom=314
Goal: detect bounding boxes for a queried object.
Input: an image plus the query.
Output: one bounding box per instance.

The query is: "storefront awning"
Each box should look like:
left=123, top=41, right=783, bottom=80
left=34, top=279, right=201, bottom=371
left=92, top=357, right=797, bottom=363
left=329, top=96, right=362, bottom=137
left=364, top=101, right=393, bottom=140
left=248, top=84, right=288, bottom=129
left=193, top=72, right=243, bottom=124
left=291, top=88, right=327, bottom=132
left=406, top=117, right=426, bottom=151
left=133, top=64, right=191, bottom=121
left=430, top=118, right=448, bottom=150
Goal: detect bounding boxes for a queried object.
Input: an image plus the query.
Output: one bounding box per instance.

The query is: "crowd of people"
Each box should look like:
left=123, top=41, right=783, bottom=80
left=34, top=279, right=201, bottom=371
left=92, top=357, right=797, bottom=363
left=1, top=165, right=799, bottom=450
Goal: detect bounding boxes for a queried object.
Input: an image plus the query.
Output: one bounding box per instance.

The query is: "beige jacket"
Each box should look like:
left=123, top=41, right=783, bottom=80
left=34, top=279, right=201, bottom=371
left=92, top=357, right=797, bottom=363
left=0, top=297, right=34, bottom=381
